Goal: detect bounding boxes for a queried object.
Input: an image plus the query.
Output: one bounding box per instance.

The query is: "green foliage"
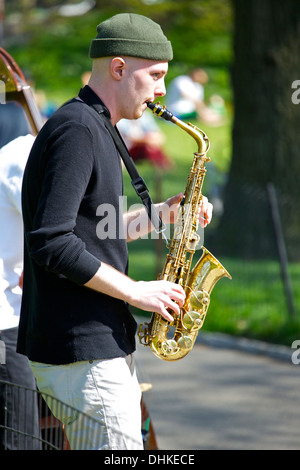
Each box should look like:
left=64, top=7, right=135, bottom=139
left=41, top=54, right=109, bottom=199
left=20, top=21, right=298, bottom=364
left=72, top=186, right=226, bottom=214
left=5, top=0, right=233, bottom=102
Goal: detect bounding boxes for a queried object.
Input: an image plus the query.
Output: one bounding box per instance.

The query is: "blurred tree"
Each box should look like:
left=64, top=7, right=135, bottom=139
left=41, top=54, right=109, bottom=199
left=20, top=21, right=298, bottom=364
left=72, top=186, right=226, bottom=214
left=211, top=0, right=300, bottom=261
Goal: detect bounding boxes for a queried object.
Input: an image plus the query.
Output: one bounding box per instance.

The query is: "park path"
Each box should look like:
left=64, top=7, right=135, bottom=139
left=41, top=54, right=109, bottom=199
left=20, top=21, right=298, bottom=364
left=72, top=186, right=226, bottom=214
left=136, top=330, right=300, bottom=450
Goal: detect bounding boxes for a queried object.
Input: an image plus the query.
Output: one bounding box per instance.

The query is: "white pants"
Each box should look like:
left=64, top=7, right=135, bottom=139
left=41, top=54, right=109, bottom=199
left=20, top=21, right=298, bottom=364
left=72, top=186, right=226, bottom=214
left=30, top=354, right=143, bottom=450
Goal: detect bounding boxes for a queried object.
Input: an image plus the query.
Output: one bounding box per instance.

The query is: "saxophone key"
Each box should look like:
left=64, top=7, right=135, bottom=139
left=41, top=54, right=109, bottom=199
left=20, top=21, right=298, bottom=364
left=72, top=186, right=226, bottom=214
left=177, top=334, right=193, bottom=350
left=182, top=310, right=202, bottom=330
left=161, top=339, right=179, bottom=355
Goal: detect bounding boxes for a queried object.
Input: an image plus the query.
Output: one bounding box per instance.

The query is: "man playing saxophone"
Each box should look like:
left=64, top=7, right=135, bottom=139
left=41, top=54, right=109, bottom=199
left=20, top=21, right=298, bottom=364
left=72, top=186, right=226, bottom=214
left=17, top=13, right=213, bottom=450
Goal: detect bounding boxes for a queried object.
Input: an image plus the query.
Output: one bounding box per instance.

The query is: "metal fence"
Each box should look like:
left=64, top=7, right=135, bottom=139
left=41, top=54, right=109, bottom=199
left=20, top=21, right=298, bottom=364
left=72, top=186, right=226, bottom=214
left=0, top=380, right=102, bottom=450
left=0, top=379, right=155, bottom=450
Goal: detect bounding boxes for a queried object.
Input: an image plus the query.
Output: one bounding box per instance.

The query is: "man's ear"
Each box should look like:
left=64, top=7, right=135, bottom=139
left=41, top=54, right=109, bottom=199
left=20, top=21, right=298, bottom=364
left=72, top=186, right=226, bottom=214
left=110, top=57, right=126, bottom=80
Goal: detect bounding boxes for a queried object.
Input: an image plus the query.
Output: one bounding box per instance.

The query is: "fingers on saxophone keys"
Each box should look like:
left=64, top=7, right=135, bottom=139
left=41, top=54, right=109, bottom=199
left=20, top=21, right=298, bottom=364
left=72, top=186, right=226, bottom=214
left=161, top=308, right=175, bottom=323
left=160, top=301, right=179, bottom=322
left=206, top=201, right=213, bottom=222
left=200, top=214, right=209, bottom=228
left=160, top=284, right=185, bottom=322
left=200, top=197, right=213, bottom=227
left=172, top=287, right=185, bottom=309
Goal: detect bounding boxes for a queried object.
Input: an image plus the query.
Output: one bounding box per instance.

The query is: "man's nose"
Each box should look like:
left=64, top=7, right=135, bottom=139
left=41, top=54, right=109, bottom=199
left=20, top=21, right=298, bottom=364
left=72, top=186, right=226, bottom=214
left=155, top=79, right=166, bottom=97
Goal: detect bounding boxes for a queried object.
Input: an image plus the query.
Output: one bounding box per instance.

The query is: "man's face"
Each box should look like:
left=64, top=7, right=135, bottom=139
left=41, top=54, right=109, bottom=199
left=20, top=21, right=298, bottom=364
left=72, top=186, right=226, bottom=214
left=118, top=58, right=168, bottom=120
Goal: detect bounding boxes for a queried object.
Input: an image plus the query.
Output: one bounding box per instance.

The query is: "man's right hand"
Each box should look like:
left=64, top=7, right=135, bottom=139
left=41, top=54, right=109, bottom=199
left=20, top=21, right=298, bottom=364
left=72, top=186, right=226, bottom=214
left=128, top=280, right=185, bottom=322
left=84, top=262, right=185, bottom=322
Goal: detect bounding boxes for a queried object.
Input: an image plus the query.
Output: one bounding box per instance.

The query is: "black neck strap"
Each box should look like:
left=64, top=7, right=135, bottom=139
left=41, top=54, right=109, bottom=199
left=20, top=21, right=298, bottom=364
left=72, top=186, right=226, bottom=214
left=78, top=86, right=166, bottom=237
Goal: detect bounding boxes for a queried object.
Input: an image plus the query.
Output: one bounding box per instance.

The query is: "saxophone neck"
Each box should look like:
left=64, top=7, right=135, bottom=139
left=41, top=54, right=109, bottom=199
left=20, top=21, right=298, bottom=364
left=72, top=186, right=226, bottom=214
left=146, top=101, right=210, bottom=155
left=173, top=116, right=210, bottom=156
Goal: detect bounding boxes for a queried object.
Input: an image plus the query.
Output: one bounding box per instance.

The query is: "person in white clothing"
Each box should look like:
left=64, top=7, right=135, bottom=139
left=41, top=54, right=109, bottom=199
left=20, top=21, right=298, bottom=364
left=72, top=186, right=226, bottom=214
left=166, top=69, right=225, bottom=125
left=0, top=135, right=34, bottom=329
left=166, top=68, right=208, bottom=120
left=0, top=104, right=40, bottom=449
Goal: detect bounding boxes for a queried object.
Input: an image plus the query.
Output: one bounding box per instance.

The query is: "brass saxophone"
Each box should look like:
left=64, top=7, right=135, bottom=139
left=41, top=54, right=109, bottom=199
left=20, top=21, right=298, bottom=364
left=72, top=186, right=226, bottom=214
left=138, top=102, right=231, bottom=361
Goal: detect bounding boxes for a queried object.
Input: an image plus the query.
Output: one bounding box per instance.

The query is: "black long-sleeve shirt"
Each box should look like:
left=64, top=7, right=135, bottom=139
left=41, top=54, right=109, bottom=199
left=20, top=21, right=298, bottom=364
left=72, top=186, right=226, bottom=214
left=17, top=86, right=137, bottom=364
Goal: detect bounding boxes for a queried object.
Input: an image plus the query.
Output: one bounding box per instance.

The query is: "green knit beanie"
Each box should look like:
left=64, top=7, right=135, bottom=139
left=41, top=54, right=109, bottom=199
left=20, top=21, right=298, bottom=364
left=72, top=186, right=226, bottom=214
left=89, top=13, right=173, bottom=61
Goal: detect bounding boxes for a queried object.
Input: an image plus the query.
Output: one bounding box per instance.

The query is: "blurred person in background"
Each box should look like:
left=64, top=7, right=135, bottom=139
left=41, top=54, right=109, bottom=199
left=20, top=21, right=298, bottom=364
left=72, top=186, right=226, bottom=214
left=166, top=68, right=208, bottom=120
left=0, top=103, right=40, bottom=449
left=118, top=111, right=173, bottom=169
left=166, top=68, right=224, bottom=124
left=0, top=102, right=32, bottom=148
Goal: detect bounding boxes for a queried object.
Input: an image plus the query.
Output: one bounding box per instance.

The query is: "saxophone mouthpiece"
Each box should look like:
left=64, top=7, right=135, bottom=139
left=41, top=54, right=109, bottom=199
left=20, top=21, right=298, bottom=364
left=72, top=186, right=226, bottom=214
left=146, top=102, right=174, bottom=122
